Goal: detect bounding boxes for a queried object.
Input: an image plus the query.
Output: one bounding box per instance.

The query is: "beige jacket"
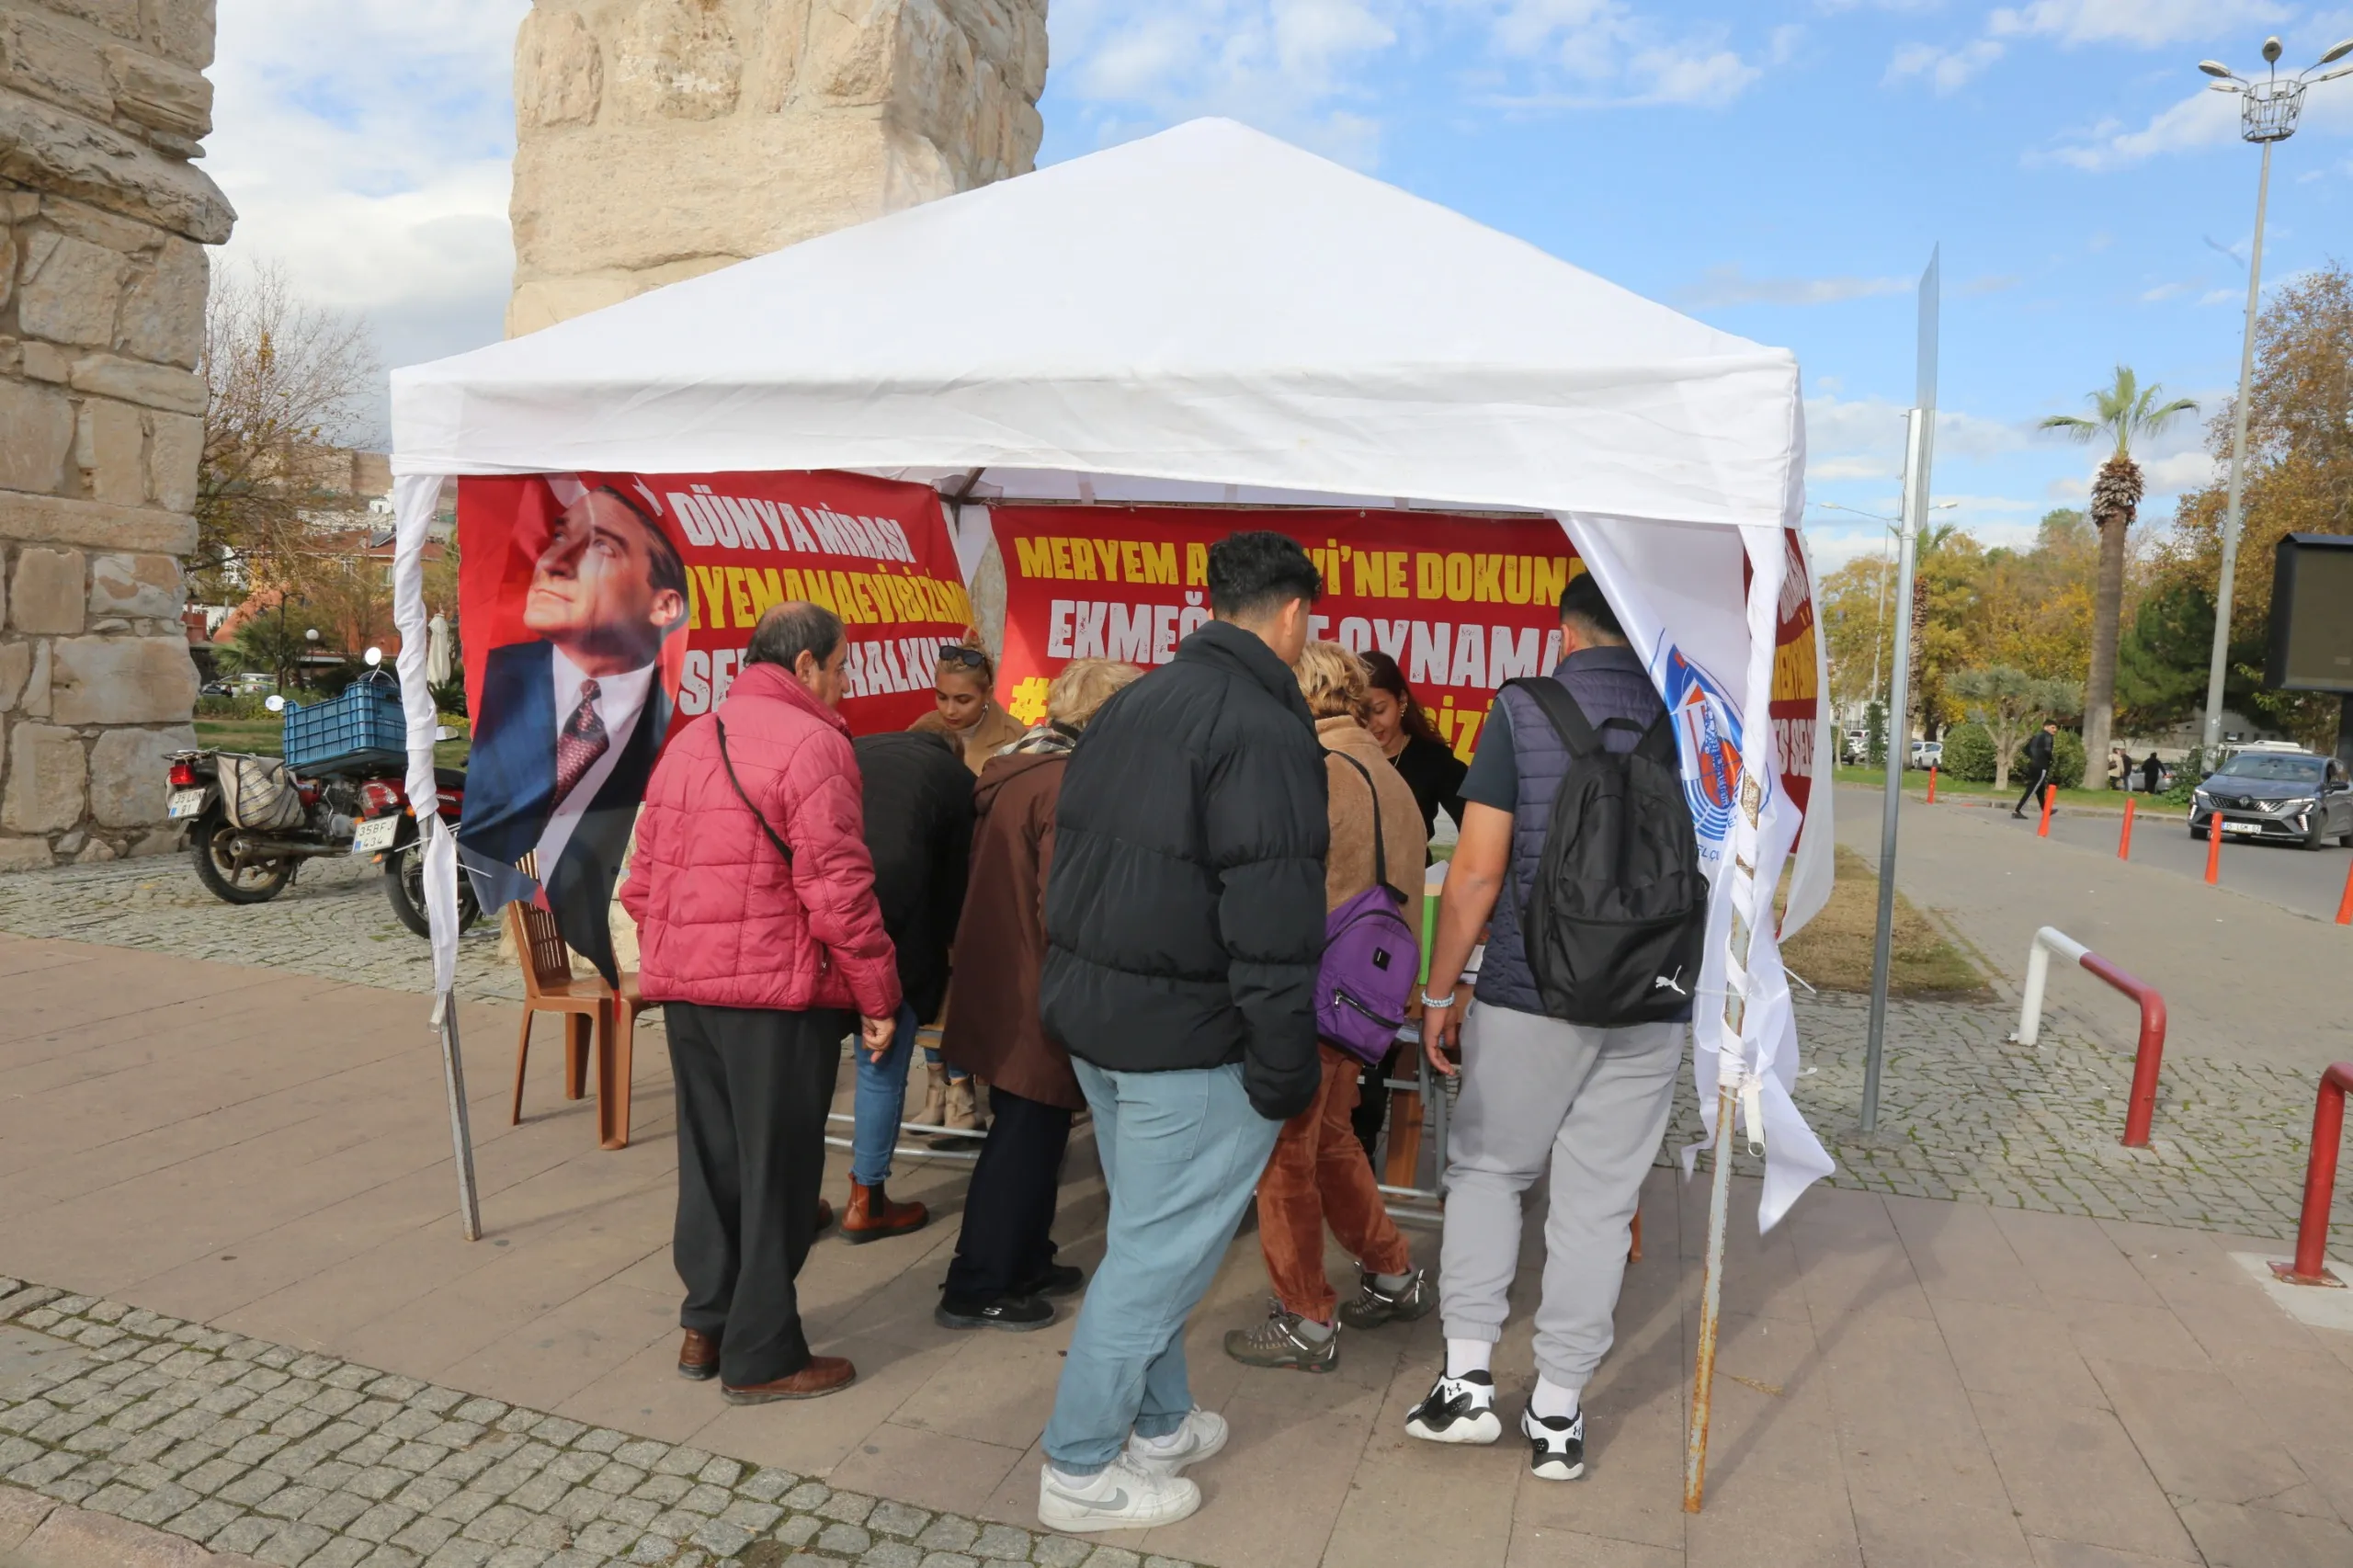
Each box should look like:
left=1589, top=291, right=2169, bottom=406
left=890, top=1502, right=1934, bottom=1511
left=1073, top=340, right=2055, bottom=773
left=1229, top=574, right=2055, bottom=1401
left=1317, top=716, right=1427, bottom=937
left=909, top=701, right=1028, bottom=776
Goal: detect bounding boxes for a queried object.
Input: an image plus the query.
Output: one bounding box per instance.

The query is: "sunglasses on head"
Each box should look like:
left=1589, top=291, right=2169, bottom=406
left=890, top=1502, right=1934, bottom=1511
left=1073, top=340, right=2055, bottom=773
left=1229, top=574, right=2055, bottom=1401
left=939, top=646, right=989, bottom=669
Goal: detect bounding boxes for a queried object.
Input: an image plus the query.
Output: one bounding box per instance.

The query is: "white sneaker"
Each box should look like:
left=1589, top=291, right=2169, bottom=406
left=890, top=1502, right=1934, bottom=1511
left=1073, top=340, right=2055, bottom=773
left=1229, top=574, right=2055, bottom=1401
left=1404, top=1368, right=1502, bottom=1445
left=1037, top=1454, right=1202, bottom=1533
left=1126, top=1407, right=1228, bottom=1474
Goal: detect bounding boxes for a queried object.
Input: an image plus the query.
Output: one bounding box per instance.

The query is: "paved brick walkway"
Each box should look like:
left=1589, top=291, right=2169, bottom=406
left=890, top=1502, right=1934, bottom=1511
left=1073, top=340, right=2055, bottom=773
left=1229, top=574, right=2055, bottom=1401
left=0, top=1284, right=1172, bottom=1568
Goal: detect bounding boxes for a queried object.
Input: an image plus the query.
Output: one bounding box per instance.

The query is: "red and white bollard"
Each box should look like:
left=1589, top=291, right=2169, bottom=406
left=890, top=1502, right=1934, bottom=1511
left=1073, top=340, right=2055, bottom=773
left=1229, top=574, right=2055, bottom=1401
left=2013, top=926, right=2168, bottom=1148
left=2271, top=1062, right=2352, bottom=1288
left=2118, top=798, right=2136, bottom=859
left=2205, top=814, right=2223, bottom=885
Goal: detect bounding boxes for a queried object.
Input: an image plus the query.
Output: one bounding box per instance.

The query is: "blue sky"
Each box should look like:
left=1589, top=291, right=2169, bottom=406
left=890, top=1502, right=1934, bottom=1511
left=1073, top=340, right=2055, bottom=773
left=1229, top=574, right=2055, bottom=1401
left=207, top=1, right=2353, bottom=570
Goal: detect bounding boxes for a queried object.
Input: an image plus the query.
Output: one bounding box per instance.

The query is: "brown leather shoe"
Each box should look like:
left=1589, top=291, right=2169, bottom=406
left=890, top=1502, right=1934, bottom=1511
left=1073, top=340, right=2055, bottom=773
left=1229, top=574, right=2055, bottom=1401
left=814, top=1197, right=835, bottom=1233
left=677, top=1328, right=720, bottom=1381
left=722, top=1355, right=857, bottom=1403
left=842, top=1180, right=928, bottom=1244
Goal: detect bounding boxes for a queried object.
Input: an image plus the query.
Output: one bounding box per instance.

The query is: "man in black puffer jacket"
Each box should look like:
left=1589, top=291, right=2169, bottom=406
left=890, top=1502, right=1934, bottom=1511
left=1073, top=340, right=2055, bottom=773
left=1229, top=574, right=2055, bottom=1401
left=1032, top=532, right=1329, bottom=1534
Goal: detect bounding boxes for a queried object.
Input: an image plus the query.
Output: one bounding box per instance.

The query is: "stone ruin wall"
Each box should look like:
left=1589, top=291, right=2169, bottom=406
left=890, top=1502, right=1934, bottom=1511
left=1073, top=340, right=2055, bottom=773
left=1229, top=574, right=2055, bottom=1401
left=508, top=0, right=1048, bottom=335
left=0, top=0, right=230, bottom=870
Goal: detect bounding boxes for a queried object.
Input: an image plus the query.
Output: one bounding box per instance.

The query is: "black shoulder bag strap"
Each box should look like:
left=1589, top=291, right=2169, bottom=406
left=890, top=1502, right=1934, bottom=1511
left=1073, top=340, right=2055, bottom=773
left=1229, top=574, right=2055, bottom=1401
left=1324, top=748, right=1401, bottom=900
left=714, top=718, right=793, bottom=866
left=1503, top=676, right=1603, bottom=760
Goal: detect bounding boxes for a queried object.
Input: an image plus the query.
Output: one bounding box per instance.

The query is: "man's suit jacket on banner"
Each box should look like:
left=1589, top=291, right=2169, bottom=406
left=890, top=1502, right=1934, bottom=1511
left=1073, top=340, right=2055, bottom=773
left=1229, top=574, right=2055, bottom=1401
left=458, top=639, right=671, bottom=983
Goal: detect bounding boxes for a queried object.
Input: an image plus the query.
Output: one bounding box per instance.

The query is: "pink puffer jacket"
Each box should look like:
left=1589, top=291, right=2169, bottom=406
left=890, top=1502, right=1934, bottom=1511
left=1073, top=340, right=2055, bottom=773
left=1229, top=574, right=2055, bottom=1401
left=623, top=661, right=901, bottom=1018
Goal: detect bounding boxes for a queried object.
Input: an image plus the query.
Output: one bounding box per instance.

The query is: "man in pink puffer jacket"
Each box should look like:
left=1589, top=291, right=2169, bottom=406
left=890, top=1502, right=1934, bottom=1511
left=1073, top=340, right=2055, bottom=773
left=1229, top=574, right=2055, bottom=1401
left=624, top=601, right=901, bottom=1403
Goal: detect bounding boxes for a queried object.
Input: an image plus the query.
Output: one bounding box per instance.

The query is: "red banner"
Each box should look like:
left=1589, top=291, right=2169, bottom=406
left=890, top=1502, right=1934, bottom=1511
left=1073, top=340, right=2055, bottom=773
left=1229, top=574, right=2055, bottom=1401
left=1768, top=525, right=1820, bottom=832
left=452, top=470, right=965, bottom=976
left=991, top=506, right=1581, bottom=761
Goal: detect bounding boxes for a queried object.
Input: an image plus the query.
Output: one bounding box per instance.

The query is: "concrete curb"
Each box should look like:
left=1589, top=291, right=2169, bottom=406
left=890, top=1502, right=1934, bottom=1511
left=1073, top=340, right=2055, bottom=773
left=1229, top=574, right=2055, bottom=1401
left=0, top=1485, right=263, bottom=1567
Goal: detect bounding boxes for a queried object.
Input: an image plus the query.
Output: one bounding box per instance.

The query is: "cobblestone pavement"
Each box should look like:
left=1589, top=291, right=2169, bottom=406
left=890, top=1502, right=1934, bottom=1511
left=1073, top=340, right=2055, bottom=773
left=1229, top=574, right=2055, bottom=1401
left=0, top=1282, right=1176, bottom=1568
left=1660, top=992, right=2353, bottom=1256
left=0, top=853, right=519, bottom=1002
left=3, top=855, right=2341, bottom=1256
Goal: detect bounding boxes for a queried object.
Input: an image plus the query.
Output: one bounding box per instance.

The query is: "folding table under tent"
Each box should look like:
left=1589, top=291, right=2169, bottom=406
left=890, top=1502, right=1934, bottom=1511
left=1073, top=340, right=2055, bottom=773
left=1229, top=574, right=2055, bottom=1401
left=387, top=115, right=1837, bottom=1254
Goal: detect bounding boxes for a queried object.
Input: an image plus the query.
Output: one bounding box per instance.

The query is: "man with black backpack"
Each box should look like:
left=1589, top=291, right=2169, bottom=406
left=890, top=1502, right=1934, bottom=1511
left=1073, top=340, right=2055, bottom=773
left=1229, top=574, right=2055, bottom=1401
left=1407, top=574, right=1704, bottom=1483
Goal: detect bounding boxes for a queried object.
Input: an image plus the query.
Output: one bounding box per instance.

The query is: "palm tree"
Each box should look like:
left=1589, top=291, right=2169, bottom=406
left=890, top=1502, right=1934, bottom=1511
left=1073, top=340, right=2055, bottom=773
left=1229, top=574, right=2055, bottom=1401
left=2040, top=368, right=2196, bottom=773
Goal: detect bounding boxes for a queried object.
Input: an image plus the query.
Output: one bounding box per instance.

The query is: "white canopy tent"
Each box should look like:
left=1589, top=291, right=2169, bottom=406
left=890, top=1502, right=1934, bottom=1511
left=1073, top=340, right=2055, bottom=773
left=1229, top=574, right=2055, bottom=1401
left=387, top=117, right=1836, bottom=1248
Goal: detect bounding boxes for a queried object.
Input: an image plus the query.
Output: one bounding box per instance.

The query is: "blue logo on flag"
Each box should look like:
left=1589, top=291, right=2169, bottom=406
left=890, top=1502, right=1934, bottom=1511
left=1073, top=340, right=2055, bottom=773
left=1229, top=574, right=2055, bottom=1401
left=1659, top=648, right=1743, bottom=851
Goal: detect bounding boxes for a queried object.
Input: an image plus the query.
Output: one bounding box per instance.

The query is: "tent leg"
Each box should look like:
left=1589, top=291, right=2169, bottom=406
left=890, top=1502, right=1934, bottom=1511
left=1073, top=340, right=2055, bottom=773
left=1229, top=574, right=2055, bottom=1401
left=1684, top=1068, right=1740, bottom=1513
left=438, top=993, right=482, bottom=1242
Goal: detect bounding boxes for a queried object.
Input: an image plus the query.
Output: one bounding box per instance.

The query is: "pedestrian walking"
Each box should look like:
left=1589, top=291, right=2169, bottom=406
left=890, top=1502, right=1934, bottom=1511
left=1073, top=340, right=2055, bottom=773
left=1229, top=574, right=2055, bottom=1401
left=1227, top=641, right=1433, bottom=1375
left=840, top=727, right=975, bottom=1243
left=622, top=602, right=901, bottom=1403
left=934, top=658, right=1144, bottom=1333
left=2142, top=751, right=2163, bottom=793
left=1033, top=531, right=1330, bottom=1532
left=2107, top=747, right=2126, bottom=791
left=1408, top=574, right=1706, bottom=1484
left=2013, top=720, right=2059, bottom=819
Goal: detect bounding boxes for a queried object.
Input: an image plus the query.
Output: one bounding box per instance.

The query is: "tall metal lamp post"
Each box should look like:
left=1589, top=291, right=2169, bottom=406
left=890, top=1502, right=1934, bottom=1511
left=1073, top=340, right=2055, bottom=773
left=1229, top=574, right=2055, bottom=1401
left=2195, top=35, right=2353, bottom=763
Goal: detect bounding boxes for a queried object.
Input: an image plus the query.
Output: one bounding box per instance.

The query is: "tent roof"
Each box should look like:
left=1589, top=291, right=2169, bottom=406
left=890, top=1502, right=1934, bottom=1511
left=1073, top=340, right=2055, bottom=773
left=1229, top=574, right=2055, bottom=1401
left=392, top=118, right=1802, bottom=528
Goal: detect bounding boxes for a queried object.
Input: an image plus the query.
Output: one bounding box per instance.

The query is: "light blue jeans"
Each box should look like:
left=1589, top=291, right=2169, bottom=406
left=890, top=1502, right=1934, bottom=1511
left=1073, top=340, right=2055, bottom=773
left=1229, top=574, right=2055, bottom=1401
left=849, top=1003, right=920, bottom=1187
left=1042, top=1060, right=1281, bottom=1475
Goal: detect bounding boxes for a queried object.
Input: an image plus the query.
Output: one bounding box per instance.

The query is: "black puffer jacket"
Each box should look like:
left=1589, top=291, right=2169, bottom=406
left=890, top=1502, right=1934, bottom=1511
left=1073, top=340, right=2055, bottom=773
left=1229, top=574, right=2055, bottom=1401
left=1041, top=619, right=1330, bottom=1120
left=853, top=730, right=975, bottom=1021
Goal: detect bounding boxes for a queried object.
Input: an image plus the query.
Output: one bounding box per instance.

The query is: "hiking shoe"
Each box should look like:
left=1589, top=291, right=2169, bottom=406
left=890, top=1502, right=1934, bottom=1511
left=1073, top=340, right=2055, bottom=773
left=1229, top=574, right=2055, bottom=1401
left=1037, top=1454, right=1201, bottom=1533
left=1017, top=1262, right=1086, bottom=1298
left=1523, top=1406, right=1586, bottom=1481
left=1223, top=1303, right=1337, bottom=1372
left=1337, top=1267, right=1436, bottom=1330
left=1127, top=1407, right=1227, bottom=1475
left=1405, top=1369, right=1500, bottom=1444
left=935, top=1292, right=1053, bottom=1332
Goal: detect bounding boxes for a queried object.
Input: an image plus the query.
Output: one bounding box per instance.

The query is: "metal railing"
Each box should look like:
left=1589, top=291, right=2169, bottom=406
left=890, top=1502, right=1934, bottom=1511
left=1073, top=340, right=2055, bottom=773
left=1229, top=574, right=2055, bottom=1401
left=2272, top=1062, right=2353, bottom=1288
left=2012, top=926, right=2169, bottom=1148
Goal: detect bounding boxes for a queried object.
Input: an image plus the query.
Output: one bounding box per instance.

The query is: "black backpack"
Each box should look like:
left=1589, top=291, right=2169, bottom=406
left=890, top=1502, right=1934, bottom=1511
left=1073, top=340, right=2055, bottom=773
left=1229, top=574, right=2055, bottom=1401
left=1502, top=677, right=1707, bottom=1027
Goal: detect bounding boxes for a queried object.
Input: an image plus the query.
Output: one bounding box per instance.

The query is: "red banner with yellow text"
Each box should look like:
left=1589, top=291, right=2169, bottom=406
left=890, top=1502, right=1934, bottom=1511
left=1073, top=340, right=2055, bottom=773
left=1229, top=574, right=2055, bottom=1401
left=990, top=506, right=1582, bottom=763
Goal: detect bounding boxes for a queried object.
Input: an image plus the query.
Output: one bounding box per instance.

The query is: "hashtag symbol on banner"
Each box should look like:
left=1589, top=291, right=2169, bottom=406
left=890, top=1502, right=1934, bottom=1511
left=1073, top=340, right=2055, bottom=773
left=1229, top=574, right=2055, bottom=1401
left=1008, top=676, right=1051, bottom=727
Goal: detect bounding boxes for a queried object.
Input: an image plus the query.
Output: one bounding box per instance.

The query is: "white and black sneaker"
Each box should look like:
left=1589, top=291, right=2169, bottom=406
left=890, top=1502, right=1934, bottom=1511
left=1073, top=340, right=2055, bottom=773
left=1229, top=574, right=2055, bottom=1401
left=1522, top=1406, right=1586, bottom=1481
left=1404, top=1369, right=1501, bottom=1445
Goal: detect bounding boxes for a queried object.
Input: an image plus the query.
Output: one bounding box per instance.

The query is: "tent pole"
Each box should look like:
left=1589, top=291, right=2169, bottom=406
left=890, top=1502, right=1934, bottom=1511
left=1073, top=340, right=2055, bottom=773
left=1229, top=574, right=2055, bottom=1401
left=1862, top=409, right=1927, bottom=1132
left=1684, top=1062, right=1742, bottom=1512
left=435, top=992, right=482, bottom=1242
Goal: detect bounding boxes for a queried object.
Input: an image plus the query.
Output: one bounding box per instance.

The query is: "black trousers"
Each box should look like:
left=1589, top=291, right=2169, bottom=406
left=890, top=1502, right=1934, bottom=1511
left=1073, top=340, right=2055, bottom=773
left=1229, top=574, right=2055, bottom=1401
left=2015, top=768, right=2051, bottom=815
left=666, top=1002, right=846, bottom=1387
left=943, top=1084, right=1073, bottom=1301
left=1350, top=1043, right=1404, bottom=1161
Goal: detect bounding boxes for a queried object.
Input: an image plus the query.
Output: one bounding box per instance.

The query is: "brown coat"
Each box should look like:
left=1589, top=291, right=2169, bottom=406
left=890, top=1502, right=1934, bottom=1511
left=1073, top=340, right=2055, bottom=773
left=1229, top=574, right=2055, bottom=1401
left=1317, top=717, right=1427, bottom=937
left=938, top=749, right=1083, bottom=1108
left=910, top=702, right=1028, bottom=776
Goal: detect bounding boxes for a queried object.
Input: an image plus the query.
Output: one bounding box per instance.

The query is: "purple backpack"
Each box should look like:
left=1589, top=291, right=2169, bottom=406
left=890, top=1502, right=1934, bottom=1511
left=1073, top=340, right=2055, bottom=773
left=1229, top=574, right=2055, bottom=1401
left=1316, top=752, right=1421, bottom=1067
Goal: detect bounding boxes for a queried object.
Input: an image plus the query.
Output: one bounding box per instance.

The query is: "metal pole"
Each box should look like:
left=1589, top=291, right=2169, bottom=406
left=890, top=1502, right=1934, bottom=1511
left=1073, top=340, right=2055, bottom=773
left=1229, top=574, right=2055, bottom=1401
left=1683, top=1065, right=1741, bottom=1514
left=2201, top=139, right=2271, bottom=758
left=436, top=993, right=482, bottom=1241
left=1861, top=409, right=1927, bottom=1134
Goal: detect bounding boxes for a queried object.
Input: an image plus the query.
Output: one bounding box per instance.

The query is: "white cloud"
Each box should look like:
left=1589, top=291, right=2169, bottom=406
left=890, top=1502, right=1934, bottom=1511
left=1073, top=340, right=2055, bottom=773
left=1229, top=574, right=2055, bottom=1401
left=2143, top=450, right=2219, bottom=492
left=1958, top=273, right=2022, bottom=296
left=1884, top=39, right=2002, bottom=94
left=2033, top=88, right=2238, bottom=170
left=207, top=0, right=530, bottom=422
left=1680, top=265, right=1911, bottom=308
left=1987, top=0, right=2288, bottom=49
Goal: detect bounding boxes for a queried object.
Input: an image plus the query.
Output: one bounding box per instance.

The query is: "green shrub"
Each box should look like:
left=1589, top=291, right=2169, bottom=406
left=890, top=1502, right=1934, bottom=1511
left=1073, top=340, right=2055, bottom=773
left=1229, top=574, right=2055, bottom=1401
left=1941, top=722, right=1996, bottom=782
left=196, top=693, right=274, bottom=721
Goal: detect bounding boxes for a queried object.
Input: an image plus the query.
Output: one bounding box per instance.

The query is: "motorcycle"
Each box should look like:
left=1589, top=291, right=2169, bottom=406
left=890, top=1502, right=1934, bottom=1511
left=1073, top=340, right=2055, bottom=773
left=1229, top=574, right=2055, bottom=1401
left=165, top=749, right=368, bottom=904
left=353, top=768, right=482, bottom=937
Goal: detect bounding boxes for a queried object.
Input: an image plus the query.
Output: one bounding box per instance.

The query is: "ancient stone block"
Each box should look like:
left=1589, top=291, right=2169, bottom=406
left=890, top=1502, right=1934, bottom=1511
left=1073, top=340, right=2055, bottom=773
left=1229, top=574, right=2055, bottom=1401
left=106, top=46, right=211, bottom=138
left=0, top=491, right=197, bottom=553
left=1, top=9, right=117, bottom=121
left=143, top=0, right=217, bottom=71
left=117, top=236, right=204, bottom=366
left=42, top=191, right=162, bottom=253
left=147, top=409, right=199, bottom=510
left=610, top=0, right=742, bottom=121
left=0, top=642, right=28, bottom=711
left=2, top=722, right=85, bottom=833
left=89, top=552, right=179, bottom=619
left=0, top=381, right=75, bottom=493
left=10, top=548, right=85, bottom=634
left=48, top=633, right=195, bottom=723
left=516, top=6, right=602, bottom=129
left=17, top=232, right=126, bottom=347
left=0, top=91, right=234, bottom=243
left=48, top=1, right=143, bottom=41
left=0, top=836, right=53, bottom=871
left=88, top=723, right=193, bottom=825
left=21, top=340, right=73, bottom=381
left=69, top=351, right=205, bottom=414
left=75, top=399, right=146, bottom=506
left=0, top=223, right=13, bottom=311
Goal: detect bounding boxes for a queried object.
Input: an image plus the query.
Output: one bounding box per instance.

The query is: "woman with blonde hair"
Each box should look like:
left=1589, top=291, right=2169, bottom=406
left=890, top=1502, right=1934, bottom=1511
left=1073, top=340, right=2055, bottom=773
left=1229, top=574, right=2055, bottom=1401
left=1226, top=641, right=1433, bottom=1372
left=911, top=642, right=1025, bottom=775
left=936, top=658, right=1146, bottom=1329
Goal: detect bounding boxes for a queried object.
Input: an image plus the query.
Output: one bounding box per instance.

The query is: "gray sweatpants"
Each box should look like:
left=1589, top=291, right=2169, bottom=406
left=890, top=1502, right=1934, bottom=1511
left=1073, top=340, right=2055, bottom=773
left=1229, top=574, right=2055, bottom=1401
left=1438, top=1002, right=1684, bottom=1392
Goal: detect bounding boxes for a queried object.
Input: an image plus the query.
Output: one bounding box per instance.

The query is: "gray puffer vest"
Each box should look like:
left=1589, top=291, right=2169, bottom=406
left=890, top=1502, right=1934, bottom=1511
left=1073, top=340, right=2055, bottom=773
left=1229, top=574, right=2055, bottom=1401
left=1473, top=649, right=1683, bottom=1020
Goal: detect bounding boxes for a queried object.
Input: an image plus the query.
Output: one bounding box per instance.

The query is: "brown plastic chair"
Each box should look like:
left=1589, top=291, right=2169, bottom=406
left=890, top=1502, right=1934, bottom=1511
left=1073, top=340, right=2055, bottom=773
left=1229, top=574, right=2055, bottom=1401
left=506, top=902, right=642, bottom=1150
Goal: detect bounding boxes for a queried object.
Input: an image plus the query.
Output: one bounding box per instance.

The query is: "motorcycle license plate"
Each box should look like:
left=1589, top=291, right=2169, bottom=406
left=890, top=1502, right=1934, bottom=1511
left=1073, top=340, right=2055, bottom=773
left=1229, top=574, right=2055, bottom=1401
left=166, top=789, right=206, bottom=820
left=350, top=816, right=401, bottom=854
left=2222, top=820, right=2262, bottom=835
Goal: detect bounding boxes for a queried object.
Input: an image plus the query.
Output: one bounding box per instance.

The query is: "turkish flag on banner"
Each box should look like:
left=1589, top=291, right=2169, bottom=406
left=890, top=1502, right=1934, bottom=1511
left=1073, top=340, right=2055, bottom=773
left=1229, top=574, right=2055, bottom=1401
left=453, top=469, right=966, bottom=980
left=989, top=506, right=1584, bottom=763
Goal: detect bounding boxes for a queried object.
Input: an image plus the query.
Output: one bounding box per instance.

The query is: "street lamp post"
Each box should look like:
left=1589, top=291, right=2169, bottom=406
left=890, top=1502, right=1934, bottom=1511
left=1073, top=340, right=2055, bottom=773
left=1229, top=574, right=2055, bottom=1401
left=1816, top=498, right=1958, bottom=743
left=2196, top=36, right=2353, bottom=764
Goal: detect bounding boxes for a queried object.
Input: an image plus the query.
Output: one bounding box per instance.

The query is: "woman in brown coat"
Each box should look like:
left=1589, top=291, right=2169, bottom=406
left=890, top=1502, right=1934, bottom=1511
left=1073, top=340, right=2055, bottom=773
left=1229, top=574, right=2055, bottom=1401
left=935, top=658, right=1143, bottom=1331
left=1227, top=641, right=1433, bottom=1373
